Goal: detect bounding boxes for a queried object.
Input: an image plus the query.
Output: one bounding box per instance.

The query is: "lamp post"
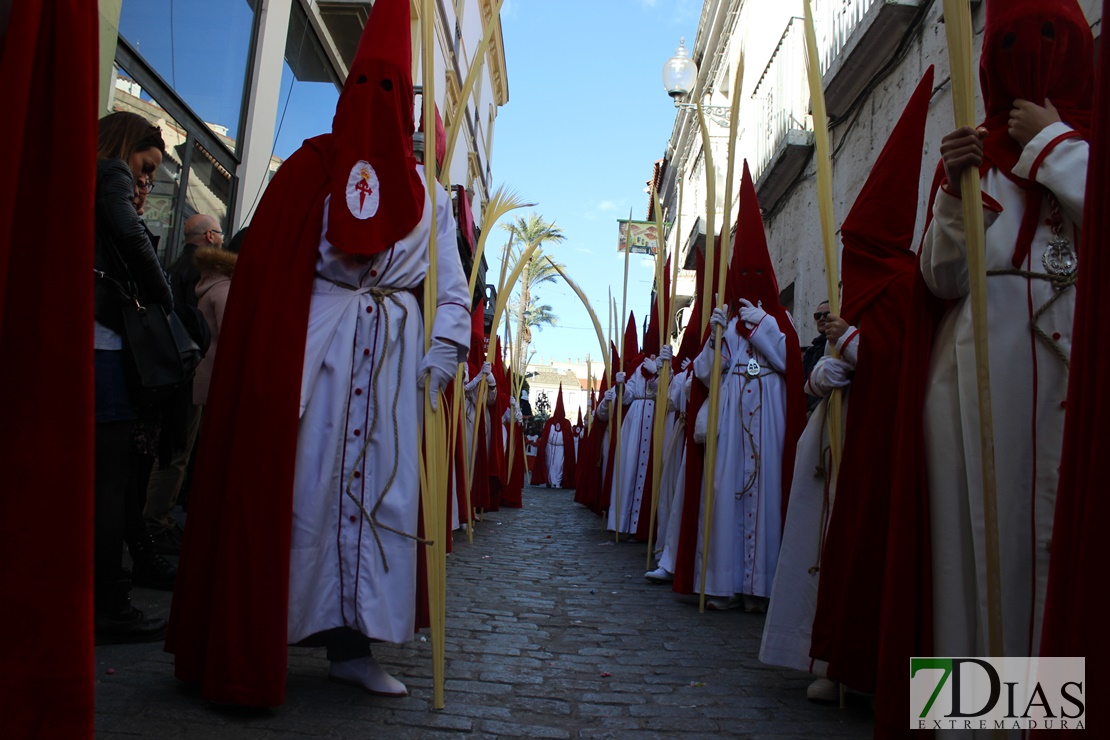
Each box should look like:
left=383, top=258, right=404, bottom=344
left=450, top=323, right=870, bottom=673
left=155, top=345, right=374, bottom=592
left=662, top=38, right=731, bottom=125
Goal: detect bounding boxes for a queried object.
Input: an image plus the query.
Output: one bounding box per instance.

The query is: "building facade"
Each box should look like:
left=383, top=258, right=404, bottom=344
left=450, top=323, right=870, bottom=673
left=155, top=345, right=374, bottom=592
left=97, top=0, right=508, bottom=267
left=655, top=0, right=1102, bottom=346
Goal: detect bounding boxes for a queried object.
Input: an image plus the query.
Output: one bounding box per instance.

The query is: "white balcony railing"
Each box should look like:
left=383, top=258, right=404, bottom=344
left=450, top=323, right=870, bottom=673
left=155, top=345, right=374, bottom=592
left=751, top=17, right=812, bottom=181
left=814, top=0, right=878, bottom=74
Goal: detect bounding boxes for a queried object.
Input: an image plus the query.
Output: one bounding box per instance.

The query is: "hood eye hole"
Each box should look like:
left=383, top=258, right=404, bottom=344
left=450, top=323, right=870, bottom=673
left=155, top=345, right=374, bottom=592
left=1002, top=32, right=1017, bottom=49
left=1042, top=22, right=1055, bottom=40
left=380, top=78, right=393, bottom=91
left=356, top=75, right=367, bottom=84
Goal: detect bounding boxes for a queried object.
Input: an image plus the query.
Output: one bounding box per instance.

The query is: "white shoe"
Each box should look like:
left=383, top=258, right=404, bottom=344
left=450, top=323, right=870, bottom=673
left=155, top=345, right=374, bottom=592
left=806, top=677, right=838, bottom=703
left=705, top=595, right=743, bottom=611
left=644, top=567, right=674, bottom=583
left=328, top=655, right=408, bottom=697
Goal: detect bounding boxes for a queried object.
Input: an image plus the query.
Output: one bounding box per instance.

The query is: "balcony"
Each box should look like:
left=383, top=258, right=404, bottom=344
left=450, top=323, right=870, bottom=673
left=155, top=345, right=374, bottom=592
left=815, top=0, right=923, bottom=119
left=751, top=17, right=815, bottom=213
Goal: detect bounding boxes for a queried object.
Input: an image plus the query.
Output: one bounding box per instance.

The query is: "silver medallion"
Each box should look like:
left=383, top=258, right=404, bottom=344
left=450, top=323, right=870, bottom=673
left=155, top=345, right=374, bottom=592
left=746, top=359, right=761, bottom=377
left=1042, top=234, right=1078, bottom=278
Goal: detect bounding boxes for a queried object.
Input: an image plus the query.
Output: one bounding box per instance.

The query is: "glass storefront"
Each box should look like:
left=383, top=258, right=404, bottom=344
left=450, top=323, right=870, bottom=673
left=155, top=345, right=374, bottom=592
left=117, top=0, right=257, bottom=153
left=272, top=2, right=341, bottom=160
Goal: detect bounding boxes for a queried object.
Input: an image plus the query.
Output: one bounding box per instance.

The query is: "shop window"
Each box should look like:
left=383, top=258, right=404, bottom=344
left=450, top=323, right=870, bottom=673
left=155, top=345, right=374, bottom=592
left=118, top=0, right=256, bottom=153
left=272, top=2, right=341, bottom=161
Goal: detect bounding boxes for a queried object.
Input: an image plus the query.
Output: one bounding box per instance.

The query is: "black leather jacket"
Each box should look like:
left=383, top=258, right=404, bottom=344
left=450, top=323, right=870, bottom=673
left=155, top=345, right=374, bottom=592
left=93, top=158, right=173, bottom=334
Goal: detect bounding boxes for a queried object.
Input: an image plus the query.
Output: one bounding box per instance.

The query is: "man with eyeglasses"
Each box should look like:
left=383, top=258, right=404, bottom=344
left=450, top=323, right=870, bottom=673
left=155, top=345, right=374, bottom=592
left=801, top=300, right=830, bottom=414
left=143, top=213, right=222, bottom=556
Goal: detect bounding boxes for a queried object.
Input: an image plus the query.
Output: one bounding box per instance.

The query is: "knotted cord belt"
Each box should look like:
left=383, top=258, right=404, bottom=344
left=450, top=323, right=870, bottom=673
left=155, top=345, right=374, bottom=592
left=315, top=274, right=433, bottom=572
left=985, top=268, right=1077, bottom=369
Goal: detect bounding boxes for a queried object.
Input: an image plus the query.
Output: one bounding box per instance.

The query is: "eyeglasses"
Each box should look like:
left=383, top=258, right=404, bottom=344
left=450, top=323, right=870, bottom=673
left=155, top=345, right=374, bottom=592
left=136, top=178, right=155, bottom=194
left=813, top=311, right=831, bottom=321
left=207, top=229, right=224, bottom=237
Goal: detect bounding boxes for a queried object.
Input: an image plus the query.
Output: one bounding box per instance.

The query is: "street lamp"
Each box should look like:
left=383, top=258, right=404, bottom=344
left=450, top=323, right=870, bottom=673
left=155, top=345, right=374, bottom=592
left=662, top=38, right=731, bottom=125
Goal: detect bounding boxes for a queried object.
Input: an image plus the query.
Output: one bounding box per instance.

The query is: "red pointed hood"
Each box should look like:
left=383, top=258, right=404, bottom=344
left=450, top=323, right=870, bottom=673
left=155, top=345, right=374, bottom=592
left=456, top=184, right=475, bottom=253
left=841, top=67, right=934, bottom=325
left=728, top=162, right=782, bottom=333
left=979, top=0, right=1093, bottom=181
left=622, top=312, right=641, bottom=373
left=643, top=256, right=671, bottom=358
left=553, top=384, right=566, bottom=420
left=325, top=0, right=424, bottom=256
left=420, top=103, right=447, bottom=172
left=466, top=303, right=486, bottom=379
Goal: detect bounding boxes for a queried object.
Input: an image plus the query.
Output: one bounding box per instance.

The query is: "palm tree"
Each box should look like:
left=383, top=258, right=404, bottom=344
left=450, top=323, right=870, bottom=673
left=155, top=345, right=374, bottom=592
left=500, top=214, right=566, bottom=374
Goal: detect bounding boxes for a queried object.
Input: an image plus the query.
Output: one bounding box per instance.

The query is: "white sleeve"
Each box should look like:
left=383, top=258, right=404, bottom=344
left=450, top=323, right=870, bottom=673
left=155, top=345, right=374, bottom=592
left=429, top=180, right=470, bottom=348
left=1013, top=121, right=1088, bottom=226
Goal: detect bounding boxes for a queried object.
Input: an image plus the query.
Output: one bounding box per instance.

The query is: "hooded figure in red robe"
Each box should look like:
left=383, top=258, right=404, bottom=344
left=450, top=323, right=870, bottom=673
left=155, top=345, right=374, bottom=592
left=920, top=0, right=1094, bottom=665
left=167, top=0, right=471, bottom=706
left=530, top=384, right=577, bottom=488
left=799, top=68, right=941, bottom=733
left=684, top=164, right=804, bottom=609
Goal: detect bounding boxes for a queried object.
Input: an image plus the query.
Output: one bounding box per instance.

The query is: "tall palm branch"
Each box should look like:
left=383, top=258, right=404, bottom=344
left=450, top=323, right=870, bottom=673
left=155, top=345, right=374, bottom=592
left=500, top=213, right=566, bottom=373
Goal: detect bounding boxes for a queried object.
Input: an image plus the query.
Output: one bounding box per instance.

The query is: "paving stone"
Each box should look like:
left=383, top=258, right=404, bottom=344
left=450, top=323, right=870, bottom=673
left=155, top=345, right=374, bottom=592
left=94, top=484, right=874, bottom=737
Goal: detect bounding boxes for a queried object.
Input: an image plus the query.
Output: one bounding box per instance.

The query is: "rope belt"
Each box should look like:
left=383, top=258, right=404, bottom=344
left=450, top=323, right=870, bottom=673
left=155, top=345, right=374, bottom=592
left=986, top=268, right=1077, bottom=369
left=323, top=280, right=431, bottom=572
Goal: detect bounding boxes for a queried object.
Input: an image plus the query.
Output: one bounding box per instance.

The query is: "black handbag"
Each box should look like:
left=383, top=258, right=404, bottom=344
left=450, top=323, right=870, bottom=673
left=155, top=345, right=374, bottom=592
left=95, top=245, right=202, bottom=395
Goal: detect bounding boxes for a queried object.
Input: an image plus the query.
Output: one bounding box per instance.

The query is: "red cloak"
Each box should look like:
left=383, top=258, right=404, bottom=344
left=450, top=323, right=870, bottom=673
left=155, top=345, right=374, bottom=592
left=529, top=385, right=577, bottom=486
left=0, top=3, right=98, bottom=737
left=806, top=71, right=940, bottom=733
left=1036, top=0, right=1110, bottom=713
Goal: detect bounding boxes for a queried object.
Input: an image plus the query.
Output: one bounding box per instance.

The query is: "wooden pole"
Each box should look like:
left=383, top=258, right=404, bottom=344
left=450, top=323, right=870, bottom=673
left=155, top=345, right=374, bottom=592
left=941, top=0, right=1004, bottom=659
left=802, top=0, right=844, bottom=479
left=418, top=0, right=446, bottom=709
left=696, top=43, right=743, bottom=610
left=613, top=217, right=632, bottom=541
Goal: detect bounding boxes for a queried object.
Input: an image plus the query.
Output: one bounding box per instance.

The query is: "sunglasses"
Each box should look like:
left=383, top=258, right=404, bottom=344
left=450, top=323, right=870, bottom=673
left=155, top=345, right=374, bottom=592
left=813, top=311, right=831, bottom=321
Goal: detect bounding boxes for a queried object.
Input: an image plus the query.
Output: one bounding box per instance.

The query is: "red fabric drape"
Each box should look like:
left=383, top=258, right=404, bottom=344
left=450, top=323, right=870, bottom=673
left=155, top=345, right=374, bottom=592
left=0, top=3, right=98, bottom=737
left=1036, top=0, right=1110, bottom=711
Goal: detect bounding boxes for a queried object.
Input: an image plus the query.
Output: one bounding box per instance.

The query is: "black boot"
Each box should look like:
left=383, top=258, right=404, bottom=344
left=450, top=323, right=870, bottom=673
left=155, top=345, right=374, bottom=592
left=94, top=578, right=166, bottom=645
left=127, top=533, right=178, bottom=591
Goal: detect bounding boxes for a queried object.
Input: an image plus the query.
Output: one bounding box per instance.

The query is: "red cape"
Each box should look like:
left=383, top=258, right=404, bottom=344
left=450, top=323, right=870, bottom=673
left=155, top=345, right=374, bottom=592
left=529, top=415, right=577, bottom=486
left=1036, top=0, right=1110, bottom=711
left=0, top=3, right=98, bottom=736
left=166, top=135, right=434, bottom=706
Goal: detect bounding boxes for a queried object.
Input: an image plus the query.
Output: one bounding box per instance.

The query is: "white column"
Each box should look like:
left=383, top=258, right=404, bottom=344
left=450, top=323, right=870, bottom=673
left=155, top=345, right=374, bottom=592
left=234, top=0, right=293, bottom=229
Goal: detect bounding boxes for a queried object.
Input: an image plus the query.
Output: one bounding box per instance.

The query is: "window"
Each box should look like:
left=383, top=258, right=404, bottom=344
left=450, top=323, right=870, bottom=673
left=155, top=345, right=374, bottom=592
left=118, top=0, right=257, bottom=152
left=271, top=2, right=341, bottom=161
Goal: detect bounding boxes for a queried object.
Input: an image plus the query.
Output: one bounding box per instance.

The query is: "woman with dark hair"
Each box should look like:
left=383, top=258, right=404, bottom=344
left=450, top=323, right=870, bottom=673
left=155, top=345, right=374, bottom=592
left=93, top=111, right=173, bottom=643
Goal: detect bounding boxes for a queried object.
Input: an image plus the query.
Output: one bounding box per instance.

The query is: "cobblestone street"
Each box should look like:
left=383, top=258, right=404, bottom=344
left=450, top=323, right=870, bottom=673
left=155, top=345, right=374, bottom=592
left=96, top=486, right=874, bottom=738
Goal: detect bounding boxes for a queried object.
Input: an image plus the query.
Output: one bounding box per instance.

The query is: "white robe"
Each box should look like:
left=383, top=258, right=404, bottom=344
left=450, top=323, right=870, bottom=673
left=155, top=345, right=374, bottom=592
left=607, top=361, right=657, bottom=534
left=692, top=314, right=790, bottom=598
left=921, top=122, right=1085, bottom=659
left=653, top=368, right=691, bottom=570
left=287, top=167, right=470, bottom=646
left=544, top=420, right=566, bottom=487
left=760, top=333, right=857, bottom=673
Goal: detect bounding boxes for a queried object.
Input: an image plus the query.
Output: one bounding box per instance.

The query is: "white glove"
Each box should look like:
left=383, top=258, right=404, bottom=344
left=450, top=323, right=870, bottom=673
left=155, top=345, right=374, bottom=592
left=681, top=357, right=691, bottom=371
left=464, top=370, right=482, bottom=393
left=659, top=345, right=673, bottom=364
left=515, top=410, right=523, bottom=424
left=481, top=361, right=494, bottom=387
left=807, top=357, right=853, bottom=397
left=615, top=371, right=626, bottom=385
left=417, top=340, right=459, bottom=411
left=738, top=298, right=768, bottom=329
left=709, top=306, right=729, bottom=331
left=603, top=388, right=617, bottom=404
left=823, top=358, right=852, bottom=388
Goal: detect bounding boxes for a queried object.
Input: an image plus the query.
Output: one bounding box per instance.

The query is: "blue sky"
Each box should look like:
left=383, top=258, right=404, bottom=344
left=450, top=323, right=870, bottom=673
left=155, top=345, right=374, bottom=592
left=488, top=0, right=701, bottom=368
